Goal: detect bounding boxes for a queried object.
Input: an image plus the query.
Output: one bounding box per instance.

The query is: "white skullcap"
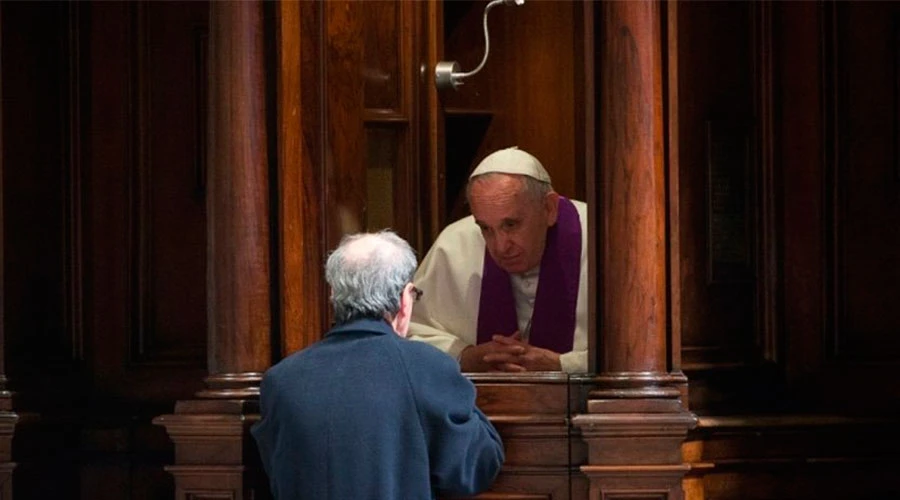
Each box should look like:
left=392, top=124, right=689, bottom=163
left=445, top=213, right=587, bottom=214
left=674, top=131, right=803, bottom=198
left=469, top=146, right=551, bottom=184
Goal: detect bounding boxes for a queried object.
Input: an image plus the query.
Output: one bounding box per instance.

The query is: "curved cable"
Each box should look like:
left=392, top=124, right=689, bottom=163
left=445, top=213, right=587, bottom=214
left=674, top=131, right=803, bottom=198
left=455, top=0, right=505, bottom=80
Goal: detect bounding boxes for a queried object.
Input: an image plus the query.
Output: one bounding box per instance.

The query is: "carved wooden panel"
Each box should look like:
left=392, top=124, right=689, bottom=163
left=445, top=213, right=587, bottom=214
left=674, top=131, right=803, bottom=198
left=671, top=1, right=790, bottom=414
left=480, top=468, right=569, bottom=500
left=828, top=1, right=900, bottom=364
left=675, top=1, right=757, bottom=373
left=128, top=1, right=207, bottom=367
left=323, top=0, right=365, bottom=250
left=2, top=1, right=80, bottom=391
left=361, top=1, right=421, bottom=246
left=781, top=0, right=900, bottom=412
left=582, top=465, right=688, bottom=500
left=4, top=2, right=210, bottom=499
left=468, top=376, right=581, bottom=500
left=89, top=0, right=208, bottom=402
left=686, top=416, right=900, bottom=500
left=705, top=122, right=752, bottom=285
left=362, top=0, right=404, bottom=112
left=779, top=0, right=827, bottom=401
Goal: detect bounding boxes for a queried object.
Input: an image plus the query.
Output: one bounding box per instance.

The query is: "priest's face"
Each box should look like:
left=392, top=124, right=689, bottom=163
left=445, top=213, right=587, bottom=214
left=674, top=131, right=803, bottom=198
left=469, top=174, right=560, bottom=274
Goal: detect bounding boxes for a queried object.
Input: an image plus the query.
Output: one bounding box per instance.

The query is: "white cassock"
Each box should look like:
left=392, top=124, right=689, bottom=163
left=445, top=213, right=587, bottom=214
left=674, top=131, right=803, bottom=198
left=408, top=199, right=589, bottom=373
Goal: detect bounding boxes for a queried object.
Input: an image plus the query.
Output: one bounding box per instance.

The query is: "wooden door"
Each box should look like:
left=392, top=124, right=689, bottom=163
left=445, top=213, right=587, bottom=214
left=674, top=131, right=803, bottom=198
left=3, top=2, right=209, bottom=498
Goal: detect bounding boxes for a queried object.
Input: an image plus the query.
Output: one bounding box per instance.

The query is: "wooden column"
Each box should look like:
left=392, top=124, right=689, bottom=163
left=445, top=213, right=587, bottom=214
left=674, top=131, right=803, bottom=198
left=0, top=8, right=19, bottom=497
left=199, top=0, right=271, bottom=399
left=573, top=1, right=696, bottom=499
left=155, top=2, right=271, bottom=499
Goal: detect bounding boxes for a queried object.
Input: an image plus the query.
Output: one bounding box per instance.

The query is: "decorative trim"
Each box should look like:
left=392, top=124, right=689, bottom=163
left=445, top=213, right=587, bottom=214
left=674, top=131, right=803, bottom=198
left=705, top=120, right=752, bottom=285
left=126, top=3, right=206, bottom=366
left=821, top=1, right=842, bottom=362
left=752, top=0, right=780, bottom=364
left=64, top=1, right=86, bottom=362
left=895, top=14, right=900, bottom=183
left=127, top=1, right=154, bottom=363
left=193, top=24, right=208, bottom=199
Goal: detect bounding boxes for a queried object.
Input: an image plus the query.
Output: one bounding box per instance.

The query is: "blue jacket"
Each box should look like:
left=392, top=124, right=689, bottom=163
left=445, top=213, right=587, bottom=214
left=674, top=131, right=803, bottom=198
left=251, top=318, right=505, bottom=500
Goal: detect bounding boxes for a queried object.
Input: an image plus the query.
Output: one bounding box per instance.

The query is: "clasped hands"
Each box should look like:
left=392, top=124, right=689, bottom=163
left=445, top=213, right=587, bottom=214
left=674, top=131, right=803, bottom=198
left=459, top=332, right=561, bottom=373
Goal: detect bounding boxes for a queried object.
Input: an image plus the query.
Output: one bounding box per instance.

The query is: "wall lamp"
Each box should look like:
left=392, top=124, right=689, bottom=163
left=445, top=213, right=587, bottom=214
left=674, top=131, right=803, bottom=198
left=435, top=0, right=525, bottom=91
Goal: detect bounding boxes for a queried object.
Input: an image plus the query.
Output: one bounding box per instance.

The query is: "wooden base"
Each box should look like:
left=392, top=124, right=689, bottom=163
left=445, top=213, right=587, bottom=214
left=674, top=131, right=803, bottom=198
left=573, top=377, right=698, bottom=500
left=0, top=392, right=17, bottom=500
left=153, top=399, right=268, bottom=500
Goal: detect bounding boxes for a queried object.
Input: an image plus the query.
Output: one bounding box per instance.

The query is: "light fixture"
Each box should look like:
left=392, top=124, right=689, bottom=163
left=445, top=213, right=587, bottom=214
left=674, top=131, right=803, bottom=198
left=435, top=0, right=525, bottom=91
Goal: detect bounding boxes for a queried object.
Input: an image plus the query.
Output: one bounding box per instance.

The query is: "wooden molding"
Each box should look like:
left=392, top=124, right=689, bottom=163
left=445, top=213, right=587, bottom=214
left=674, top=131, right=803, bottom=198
left=574, top=410, right=698, bottom=466
left=582, top=465, right=690, bottom=500
left=0, top=407, right=17, bottom=500
left=154, top=399, right=268, bottom=500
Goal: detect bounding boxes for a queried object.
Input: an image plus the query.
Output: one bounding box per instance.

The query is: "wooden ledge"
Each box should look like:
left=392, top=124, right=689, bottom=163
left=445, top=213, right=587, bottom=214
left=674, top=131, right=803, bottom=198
left=696, top=414, right=900, bottom=429
left=467, top=372, right=570, bottom=384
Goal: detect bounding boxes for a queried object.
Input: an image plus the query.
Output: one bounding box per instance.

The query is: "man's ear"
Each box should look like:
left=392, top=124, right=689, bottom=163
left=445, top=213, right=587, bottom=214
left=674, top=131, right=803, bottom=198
left=392, top=284, right=415, bottom=337
left=544, top=190, right=560, bottom=226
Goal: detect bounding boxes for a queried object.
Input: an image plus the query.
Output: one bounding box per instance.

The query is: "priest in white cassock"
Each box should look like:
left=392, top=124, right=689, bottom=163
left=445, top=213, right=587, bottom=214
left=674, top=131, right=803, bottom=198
left=409, top=147, right=588, bottom=373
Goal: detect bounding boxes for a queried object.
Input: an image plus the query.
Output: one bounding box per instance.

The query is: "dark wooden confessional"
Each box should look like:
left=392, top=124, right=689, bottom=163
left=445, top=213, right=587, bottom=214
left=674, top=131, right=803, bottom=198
left=2, top=1, right=900, bottom=499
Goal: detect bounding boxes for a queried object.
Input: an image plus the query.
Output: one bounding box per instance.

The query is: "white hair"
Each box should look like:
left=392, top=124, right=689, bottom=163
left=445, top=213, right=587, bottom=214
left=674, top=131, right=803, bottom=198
left=325, top=230, right=417, bottom=325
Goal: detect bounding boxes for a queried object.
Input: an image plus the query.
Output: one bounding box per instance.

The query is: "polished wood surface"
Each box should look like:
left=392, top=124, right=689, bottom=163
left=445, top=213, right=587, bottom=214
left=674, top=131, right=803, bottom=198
left=579, top=3, right=697, bottom=499
left=676, top=1, right=756, bottom=369
left=360, top=0, right=422, bottom=246
left=156, top=2, right=271, bottom=499
left=91, top=1, right=208, bottom=399
left=4, top=2, right=209, bottom=498
left=203, top=0, right=270, bottom=390
left=598, top=0, right=668, bottom=374
left=3, top=1, right=900, bottom=499
left=155, top=400, right=267, bottom=500
left=677, top=1, right=900, bottom=497
left=686, top=415, right=900, bottom=499
left=665, top=0, right=683, bottom=377
left=777, top=0, right=827, bottom=416
left=789, top=0, right=900, bottom=411
left=465, top=374, right=579, bottom=500
left=323, top=0, right=366, bottom=248
left=276, top=0, right=327, bottom=358
left=674, top=1, right=763, bottom=413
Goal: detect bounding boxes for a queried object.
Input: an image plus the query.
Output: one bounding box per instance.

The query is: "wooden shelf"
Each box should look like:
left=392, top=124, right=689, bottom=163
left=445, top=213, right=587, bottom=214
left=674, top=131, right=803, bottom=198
left=444, top=107, right=495, bottom=117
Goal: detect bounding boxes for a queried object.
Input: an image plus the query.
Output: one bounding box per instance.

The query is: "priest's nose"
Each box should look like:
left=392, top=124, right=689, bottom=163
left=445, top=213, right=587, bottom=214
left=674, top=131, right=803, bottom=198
left=495, top=232, right=514, bottom=254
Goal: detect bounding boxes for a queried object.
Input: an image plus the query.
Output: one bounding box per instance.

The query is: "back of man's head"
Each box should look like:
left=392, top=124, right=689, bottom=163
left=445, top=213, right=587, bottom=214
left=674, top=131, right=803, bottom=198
left=325, top=230, right=417, bottom=325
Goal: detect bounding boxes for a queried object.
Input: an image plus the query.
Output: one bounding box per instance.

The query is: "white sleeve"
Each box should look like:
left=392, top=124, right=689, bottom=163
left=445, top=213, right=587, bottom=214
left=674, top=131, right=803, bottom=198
left=408, top=217, right=485, bottom=360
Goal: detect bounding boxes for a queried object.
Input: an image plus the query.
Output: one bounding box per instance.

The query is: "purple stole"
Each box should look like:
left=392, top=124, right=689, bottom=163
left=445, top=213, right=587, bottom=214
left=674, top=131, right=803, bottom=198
left=476, top=197, right=581, bottom=353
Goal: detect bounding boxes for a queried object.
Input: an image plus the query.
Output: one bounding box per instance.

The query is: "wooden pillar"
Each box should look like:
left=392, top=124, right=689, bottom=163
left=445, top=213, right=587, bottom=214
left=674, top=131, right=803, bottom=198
left=199, top=0, right=271, bottom=399
left=573, top=1, right=696, bottom=499
left=154, top=2, right=271, bottom=499
left=0, top=7, right=19, bottom=497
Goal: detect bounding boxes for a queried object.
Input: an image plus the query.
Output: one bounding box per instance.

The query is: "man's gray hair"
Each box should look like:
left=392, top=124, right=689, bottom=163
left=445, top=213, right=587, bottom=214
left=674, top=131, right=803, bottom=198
left=466, top=172, right=553, bottom=205
left=325, top=230, right=418, bottom=325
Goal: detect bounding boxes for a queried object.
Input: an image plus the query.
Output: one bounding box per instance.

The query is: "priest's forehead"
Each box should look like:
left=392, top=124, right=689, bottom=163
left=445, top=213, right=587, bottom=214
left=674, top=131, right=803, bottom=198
left=468, top=175, right=545, bottom=227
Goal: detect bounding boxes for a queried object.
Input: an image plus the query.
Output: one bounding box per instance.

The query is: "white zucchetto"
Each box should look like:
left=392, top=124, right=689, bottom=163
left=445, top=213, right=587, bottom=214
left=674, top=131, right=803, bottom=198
left=469, top=147, right=552, bottom=184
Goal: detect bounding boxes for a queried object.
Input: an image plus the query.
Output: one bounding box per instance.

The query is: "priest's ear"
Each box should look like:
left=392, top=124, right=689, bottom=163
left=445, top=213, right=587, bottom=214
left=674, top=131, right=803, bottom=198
left=543, top=190, right=561, bottom=227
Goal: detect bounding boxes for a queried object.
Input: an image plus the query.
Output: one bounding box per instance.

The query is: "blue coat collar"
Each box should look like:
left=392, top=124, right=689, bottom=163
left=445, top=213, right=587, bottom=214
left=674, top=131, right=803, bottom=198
left=326, top=318, right=397, bottom=338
